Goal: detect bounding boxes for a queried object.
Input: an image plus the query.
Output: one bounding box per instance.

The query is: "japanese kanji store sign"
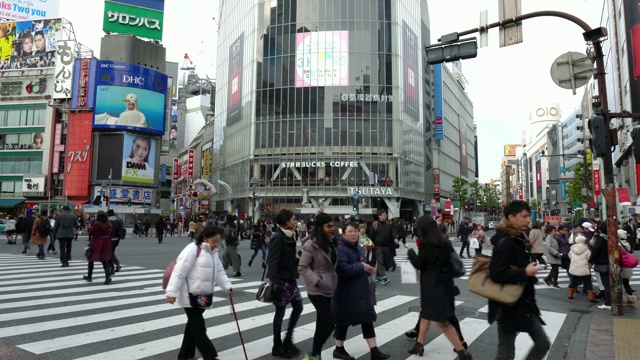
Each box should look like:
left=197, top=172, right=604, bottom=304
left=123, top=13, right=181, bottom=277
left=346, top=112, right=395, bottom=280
left=103, top=1, right=164, bottom=41
left=22, top=176, right=45, bottom=196
left=53, top=40, right=76, bottom=100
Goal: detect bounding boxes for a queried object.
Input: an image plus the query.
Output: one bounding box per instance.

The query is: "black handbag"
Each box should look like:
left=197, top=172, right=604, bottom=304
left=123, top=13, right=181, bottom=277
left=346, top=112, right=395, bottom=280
left=450, top=244, right=466, bottom=278
left=84, top=244, right=92, bottom=260
left=256, top=264, right=276, bottom=303
left=188, top=293, right=214, bottom=308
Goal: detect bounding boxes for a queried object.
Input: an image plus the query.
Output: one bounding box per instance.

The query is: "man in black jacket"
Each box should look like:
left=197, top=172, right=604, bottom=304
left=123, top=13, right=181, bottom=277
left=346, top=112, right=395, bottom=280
left=489, top=200, right=550, bottom=360
left=623, top=218, right=638, bottom=250
left=368, top=209, right=397, bottom=285
left=457, top=217, right=473, bottom=258
left=107, top=210, right=124, bottom=274
left=54, top=206, right=78, bottom=267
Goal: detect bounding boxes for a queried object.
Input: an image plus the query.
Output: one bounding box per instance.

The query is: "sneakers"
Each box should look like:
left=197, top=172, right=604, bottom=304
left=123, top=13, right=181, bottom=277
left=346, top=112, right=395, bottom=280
left=598, top=304, right=611, bottom=310
left=333, top=347, right=355, bottom=360
left=378, top=277, right=390, bottom=285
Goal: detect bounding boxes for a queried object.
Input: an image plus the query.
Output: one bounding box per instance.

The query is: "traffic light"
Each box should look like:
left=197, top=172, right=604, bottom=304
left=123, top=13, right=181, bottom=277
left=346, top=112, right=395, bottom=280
left=588, top=115, right=608, bottom=157
left=353, top=205, right=357, bottom=212
left=127, top=198, right=132, bottom=207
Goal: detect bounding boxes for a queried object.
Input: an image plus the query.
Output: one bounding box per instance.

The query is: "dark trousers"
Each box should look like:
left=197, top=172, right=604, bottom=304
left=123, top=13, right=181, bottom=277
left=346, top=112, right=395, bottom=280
left=309, top=295, right=335, bottom=356
left=568, top=274, right=593, bottom=291
left=58, top=238, right=72, bottom=264
left=545, top=264, right=560, bottom=285
left=474, top=247, right=482, bottom=256
left=531, top=253, right=547, bottom=265
left=375, top=246, right=391, bottom=278
left=47, top=234, right=56, bottom=252
left=178, top=307, right=217, bottom=360
left=37, top=244, right=45, bottom=258
left=110, top=239, right=120, bottom=272
left=459, top=239, right=471, bottom=257
left=623, top=278, right=636, bottom=295
left=598, top=271, right=611, bottom=306
left=87, top=261, right=110, bottom=279
left=157, top=231, right=163, bottom=244
left=496, top=318, right=550, bottom=360
left=334, top=321, right=375, bottom=341
left=273, top=300, right=303, bottom=343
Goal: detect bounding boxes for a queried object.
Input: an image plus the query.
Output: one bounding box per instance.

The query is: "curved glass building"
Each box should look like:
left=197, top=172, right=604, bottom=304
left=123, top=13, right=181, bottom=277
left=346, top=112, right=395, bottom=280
left=213, top=0, right=434, bottom=220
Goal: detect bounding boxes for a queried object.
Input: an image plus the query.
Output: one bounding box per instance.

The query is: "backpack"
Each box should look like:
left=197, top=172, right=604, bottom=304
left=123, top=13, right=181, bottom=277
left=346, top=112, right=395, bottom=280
left=38, top=218, right=52, bottom=237
left=162, top=245, right=202, bottom=290
left=15, top=217, right=24, bottom=234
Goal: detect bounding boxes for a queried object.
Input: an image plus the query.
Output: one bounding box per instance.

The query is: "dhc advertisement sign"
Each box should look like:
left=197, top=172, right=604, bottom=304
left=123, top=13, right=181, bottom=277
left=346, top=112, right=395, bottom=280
left=92, top=60, right=168, bottom=135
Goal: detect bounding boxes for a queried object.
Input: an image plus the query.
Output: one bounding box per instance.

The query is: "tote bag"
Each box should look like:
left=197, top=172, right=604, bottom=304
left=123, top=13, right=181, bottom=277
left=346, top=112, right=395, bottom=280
left=467, top=254, right=524, bottom=306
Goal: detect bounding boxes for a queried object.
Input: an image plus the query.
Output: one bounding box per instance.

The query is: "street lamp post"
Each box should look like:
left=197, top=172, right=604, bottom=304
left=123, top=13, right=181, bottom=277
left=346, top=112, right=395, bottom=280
left=250, top=176, right=258, bottom=223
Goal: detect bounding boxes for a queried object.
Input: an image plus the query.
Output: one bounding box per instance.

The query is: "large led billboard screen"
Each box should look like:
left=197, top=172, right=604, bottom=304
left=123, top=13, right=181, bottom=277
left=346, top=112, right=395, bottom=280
left=63, top=112, right=93, bottom=198
left=93, top=60, right=168, bottom=135
left=0, top=18, right=62, bottom=71
left=122, top=133, right=156, bottom=184
left=295, top=31, right=349, bottom=87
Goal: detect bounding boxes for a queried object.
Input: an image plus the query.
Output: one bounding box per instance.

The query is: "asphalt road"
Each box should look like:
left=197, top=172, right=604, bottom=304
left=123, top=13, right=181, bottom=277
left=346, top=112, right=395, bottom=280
left=0, top=230, right=626, bottom=360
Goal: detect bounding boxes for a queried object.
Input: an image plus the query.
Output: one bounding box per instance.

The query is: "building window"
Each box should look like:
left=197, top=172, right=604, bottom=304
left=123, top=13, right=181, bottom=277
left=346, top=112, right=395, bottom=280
left=0, top=109, right=46, bottom=127
left=0, top=181, right=21, bottom=193
left=0, top=157, right=42, bottom=174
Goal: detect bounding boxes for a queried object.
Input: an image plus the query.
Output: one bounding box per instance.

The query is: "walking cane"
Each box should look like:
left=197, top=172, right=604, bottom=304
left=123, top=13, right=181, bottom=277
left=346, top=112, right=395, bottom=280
left=229, top=293, right=249, bottom=360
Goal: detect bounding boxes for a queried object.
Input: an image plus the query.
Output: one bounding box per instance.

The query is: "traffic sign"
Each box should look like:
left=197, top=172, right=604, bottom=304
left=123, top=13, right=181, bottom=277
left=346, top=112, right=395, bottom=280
left=430, top=198, right=436, bottom=204
left=353, top=193, right=360, bottom=200
left=547, top=179, right=560, bottom=185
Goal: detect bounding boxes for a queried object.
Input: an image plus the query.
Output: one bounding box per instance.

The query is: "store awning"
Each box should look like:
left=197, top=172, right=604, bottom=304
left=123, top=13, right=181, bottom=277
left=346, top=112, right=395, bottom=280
left=0, top=199, right=25, bottom=208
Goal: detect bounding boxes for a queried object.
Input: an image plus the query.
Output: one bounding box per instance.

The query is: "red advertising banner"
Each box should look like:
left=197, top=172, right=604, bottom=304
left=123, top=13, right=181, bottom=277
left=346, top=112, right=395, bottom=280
left=593, top=160, right=601, bottom=196
left=63, top=112, right=93, bottom=197
left=188, top=149, right=195, bottom=182
left=173, top=158, right=179, bottom=182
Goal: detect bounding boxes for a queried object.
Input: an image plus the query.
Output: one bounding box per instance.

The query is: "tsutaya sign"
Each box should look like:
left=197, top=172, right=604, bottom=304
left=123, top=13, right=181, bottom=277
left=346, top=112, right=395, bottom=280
left=348, top=187, right=393, bottom=197
left=281, top=161, right=358, bottom=168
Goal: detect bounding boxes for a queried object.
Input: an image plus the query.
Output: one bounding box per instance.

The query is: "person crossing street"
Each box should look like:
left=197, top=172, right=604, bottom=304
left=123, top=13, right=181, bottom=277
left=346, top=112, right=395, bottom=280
left=53, top=205, right=78, bottom=267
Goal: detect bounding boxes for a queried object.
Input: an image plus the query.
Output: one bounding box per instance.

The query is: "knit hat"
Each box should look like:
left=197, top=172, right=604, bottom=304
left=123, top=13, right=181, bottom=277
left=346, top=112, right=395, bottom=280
left=314, top=212, right=334, bottom=229
left=574, top=234, right=587, bottom=244
left=618, top=229, right=628, bottom=240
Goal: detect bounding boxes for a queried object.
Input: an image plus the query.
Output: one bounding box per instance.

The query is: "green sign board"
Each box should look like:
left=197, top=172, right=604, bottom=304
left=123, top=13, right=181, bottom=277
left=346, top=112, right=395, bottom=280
left=103, top=1, right=164, bottom=41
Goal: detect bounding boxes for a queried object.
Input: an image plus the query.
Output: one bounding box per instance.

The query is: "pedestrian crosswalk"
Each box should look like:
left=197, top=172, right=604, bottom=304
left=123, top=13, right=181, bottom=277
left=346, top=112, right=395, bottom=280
left=0, top=253, right=569, bottom=360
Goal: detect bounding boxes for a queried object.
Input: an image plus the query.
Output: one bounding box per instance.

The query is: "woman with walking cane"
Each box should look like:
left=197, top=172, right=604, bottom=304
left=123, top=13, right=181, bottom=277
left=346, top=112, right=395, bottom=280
left=165, top=225, right=233, bottom=360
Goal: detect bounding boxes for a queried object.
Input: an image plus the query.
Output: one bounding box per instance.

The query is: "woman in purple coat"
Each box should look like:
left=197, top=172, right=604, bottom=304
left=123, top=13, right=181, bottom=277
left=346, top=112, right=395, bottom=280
left=83, top=210, right=113, bottom=284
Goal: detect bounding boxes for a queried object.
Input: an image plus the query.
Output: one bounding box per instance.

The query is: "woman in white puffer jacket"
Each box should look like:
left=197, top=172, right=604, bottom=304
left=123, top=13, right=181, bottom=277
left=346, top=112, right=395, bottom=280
left=567, top=234, right=597, bottom=302
left=166, top=226, right=233, bottom=360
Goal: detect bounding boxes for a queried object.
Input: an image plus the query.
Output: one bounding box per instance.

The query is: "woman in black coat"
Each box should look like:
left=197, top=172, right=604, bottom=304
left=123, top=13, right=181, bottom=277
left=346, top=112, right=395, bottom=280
left=332, top=222, right=389, bottom=360
left=407, top=215, right=471, bottom=359
left=267, top=210, right=303, bottom=358
left=589, top=222, right=611, bottom=310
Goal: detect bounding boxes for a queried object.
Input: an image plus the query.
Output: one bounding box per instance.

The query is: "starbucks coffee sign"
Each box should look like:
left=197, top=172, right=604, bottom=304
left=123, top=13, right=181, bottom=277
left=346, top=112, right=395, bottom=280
left=348, top=187, right=393, bottom=197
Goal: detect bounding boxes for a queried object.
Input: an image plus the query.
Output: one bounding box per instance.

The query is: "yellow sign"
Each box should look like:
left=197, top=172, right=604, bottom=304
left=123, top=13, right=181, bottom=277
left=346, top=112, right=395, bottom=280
left=503, top=144, right=522, bottom=157
left=203, top=151, right=211, bottom=178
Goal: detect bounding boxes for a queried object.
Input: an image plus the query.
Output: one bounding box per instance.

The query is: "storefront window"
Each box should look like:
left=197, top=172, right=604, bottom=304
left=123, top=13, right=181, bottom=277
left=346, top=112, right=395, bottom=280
left=0, top=181, right=21, bottom=193
left=0, top=157, right=42, bottom=174
left=0, top=108, right=46, bottom=126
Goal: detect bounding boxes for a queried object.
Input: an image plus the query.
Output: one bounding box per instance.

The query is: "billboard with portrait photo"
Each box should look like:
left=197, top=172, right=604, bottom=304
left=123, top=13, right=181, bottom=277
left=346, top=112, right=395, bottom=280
left=0, top=18, right=62, bottom=71
left=401, top=21, right=419, bottom=121
left=122, top=133, right=156, bottom=184
left=227, top=33, right=244, bottom=126
left=93, top=60, right=168, bottom=135
left=0, top=131, right=45, bottom=150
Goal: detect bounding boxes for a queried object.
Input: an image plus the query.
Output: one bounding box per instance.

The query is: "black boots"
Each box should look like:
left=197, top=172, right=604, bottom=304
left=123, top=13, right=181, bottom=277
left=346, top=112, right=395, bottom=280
left=333, top=346, right=355, bottom=360
left=282, top=337, right=299, bottom=356
left=370, top=346, right=390, bottom=360
left=457, top=349, right=473, bottom=360
left=272, top=337, right=298, bottom=359
left=408, top=342, right=424, bottom=356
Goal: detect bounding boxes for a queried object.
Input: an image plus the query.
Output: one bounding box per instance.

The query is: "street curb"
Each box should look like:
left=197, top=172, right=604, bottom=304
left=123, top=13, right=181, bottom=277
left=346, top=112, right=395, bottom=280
left=564, top=312, right=593, bottom=360
left=0, top=340, right=52, bottom=360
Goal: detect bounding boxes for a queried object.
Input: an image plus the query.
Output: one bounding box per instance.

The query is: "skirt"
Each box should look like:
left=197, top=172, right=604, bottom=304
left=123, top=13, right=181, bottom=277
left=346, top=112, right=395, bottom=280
left=275, top=280, right=302, bottom=307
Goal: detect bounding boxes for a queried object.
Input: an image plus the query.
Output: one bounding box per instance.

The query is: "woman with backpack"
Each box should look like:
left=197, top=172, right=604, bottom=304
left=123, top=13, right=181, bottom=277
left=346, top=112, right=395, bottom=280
left=165, top=225, right=232, bottom=360
left=83, top=210, right=113, bottom=284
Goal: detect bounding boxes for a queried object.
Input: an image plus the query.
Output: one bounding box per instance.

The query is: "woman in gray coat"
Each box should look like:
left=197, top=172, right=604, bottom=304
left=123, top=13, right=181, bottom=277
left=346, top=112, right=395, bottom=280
left=528, top=222, right=546, bottom=268
left=543, top=225, right=561, bottom=288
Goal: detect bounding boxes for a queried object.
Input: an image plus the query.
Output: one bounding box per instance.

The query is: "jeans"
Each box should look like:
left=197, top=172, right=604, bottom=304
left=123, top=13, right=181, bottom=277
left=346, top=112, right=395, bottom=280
left=308, top=295, right=335, bottom=356
left=178, top=307, right=217, bottom=360
left=545, top=264, right=560, bottom=285
left=22, top=235, right=30, bottom=252
left=249, top=243, right=267, bottom=264
left=47, top=234, right=56, bottom=252
left=496, top=318, right=550, bottom=360
left=598, top=271, right=611, bottom=306
left=37, top=244, right=45, bottom=258
left=334, top=321, right=375, bottom=341
left=58, top=238, right=73, bottom=264
left=459, top=239, right=471, bottom=257
left=375, top=246, right=391, bottom=278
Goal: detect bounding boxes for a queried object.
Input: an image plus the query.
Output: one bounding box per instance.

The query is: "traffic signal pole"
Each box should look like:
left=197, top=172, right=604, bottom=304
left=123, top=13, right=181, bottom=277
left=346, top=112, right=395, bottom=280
left=433, top=10, right=636, bottom=315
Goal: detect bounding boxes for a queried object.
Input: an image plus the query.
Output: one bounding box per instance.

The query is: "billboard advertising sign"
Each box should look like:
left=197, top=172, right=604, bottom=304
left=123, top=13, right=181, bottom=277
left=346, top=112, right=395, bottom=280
left=93, top=60, right=168, bottom=135
left=160, top=163, right=166, bottom=182
left=52, top=39, right=75, bottom=99
left=122, top=133, right=156, bottom=184
left=109, top=0, right=165, bottom=11
left=536, top=153, right=542, bottom=198
left=103, top=1, right=164, bottom=41
left=71, top=58, right=97, bottom=109
left=0, top=130, right=45, bottom=150
left=227, top=33, right=244, bottom=126
left=402, top=21, right=419, bottom=121
left=22, top=176, right=45, bottom=196
left=433, top=64, right=444, bottom=140
left=593, top=159, right=601, bottom=196
left=503, top=144, right=521, bottom=157
left=188, top=149, right=194, bottom=181
left=295, top=31, right=349, bottom=87
left=94, top=185, right=152, bottom=204
left=52, top=123, right=63, bottom=173
left=0, top=19, right=62, bottom=71
left=459, top=117, right=468, bottom=179
left=0, top=1, right=60, bottom=21
left=203, top=150, right=211, bottom=178
left=624, top=0, right=640, bottom=116
left=63, top=112, right=93, bottom=197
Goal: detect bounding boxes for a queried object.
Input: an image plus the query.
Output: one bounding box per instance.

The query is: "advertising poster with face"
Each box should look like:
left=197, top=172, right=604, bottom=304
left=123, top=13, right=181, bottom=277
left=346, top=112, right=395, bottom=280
left=227, top=33, right=244, bottom=126
left=0, top=18, right=62, bottom=71
left=402, top=21, right=419, bottom=121
left=0, top=131, right=45, bottom=150
left=93, top=60, right=168, bottom=135
left=122, top=133, right=156, bottom=184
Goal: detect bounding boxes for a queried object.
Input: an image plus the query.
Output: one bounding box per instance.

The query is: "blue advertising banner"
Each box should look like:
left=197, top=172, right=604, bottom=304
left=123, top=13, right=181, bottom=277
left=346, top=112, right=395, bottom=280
left=109, top=0, right=165, bottom=11
left=161, top=163, right=166, bottom=182
left=93, top=60, right=168, bottom=135
left=71, top=58, right=97, bottom=109
left=561, top=180, right=566, bottom=201
left=433, top=64, right=444, bottom=140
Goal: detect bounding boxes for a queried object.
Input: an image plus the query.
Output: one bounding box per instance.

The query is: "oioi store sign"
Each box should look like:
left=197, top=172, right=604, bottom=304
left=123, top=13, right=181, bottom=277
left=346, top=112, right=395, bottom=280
left=103, top=1, right=164, bottom=41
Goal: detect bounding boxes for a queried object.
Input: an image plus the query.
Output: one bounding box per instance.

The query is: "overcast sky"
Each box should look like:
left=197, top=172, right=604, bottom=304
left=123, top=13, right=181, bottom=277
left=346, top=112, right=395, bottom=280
left=61, top=0, right=591, bottom=183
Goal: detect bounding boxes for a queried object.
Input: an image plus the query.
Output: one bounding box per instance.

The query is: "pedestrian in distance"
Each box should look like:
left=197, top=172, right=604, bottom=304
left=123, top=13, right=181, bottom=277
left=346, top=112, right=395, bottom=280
left=5, top=215, right=16, bottom=244
left=406, top=215, right=470, bottom=359
left=590, top=222, right=612, bottom=310
left=30, top=210, right=50, bottom=260
left=456, top=216, right=473, bottom=258
left=528, top=222, right=547, bottom=268
left=54, top=205, right=79, bottom=267
left=367, top=209, right=397, bottom=285
left=298, top=212, right=338, bottom=360
left=470, top=224, right=486, bottom=256
left=222, top=215, right=241, bottom=277
left=107, top=209, right=124, bottom=274
left=268, top=209, right=303, bottom=358
left=542, top=225, right=562, bottom=288
left=188, top=219, right=197, bottom=241
left=165, top=226, right=232, bottom=360
left=46, top=209, right=58, bottom=254
left=567, top=234, right=597, bottom=302
left=248, top=219, right=270, bottom=267
left=84, top=210, right=113, bottom=285
left=333, top=222, right=390, bottom=360
left=156, top=216, right=166, bottom=244
left=617, top=229, right=637, bottom=301
left=489, top=200, right=550, bottom=360
left=19, top=211, right=35, bottom=254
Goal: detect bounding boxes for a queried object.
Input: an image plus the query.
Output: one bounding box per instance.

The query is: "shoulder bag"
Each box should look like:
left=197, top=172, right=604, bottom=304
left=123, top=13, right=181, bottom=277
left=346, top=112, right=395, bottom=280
left=449, top=243, right=466, bottom=278
left=467, top=254, right=524, bottom=306
left=256, top=263, right=276, bottom=303
left=619, top=241, right=639, bottom=268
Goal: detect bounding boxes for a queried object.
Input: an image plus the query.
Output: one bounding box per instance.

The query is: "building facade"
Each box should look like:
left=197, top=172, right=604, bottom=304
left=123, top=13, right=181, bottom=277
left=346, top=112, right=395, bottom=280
left=213, top=0, right=435, bottom=219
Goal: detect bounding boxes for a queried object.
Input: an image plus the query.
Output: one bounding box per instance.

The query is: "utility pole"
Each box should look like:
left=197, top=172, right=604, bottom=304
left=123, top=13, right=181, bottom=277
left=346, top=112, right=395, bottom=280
left=426, top=10, right=637, bottom=315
